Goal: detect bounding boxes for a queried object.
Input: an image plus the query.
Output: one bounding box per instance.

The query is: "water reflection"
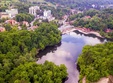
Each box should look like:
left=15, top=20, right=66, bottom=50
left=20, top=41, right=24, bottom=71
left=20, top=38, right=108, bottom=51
left=74, top=30, right=105, bottom=42
left=37, top=32, right=106, bottom=83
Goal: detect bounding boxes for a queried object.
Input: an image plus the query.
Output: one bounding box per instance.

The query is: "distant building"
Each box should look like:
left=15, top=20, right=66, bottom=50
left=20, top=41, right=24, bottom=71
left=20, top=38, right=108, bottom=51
left=22, top=21, right=29, bottom=27
left=106, top=29, right=112, bottom=33
left=0, top=12, right=9, bottom=19
left=5, top=9, right=18, bottom=18
left=83, top=16, right=91, bottom=20
left=92, top=4, right=96, bottom=8
left=5, top=20, right=18, bottom=25
left=43, top=10, right=52, bottom=18
left=77, top=11, right=83, bottom=14
left=29, top=6, right=40, bottom=17
left=70, top=9, right=83, bottom=15
left=30, top=26, right=38, bottom=31
left=70, top=9, right=76, bottom=14
left=0, top=27, right=6, bottom=32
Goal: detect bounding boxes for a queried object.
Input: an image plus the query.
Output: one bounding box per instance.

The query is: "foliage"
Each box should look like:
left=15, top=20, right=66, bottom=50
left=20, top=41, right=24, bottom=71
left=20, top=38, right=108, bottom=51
left=46, top=0, right=113, bottom=9
left=3, top=23, right=12, bottom=31
left=9, top=61, right=68, bottom=83
left=0, top=22, right=63, bottom=83
left=78, top=42, right=113, bottom=82
left=71, top=9, right=113, bottom=30
left=14, top=2, right=31, bottom=13
left=0, top=6, right=8, bottom=12
left=70, top=8, right=113, bottom=38
left=15, top=13, right=34, bottom=23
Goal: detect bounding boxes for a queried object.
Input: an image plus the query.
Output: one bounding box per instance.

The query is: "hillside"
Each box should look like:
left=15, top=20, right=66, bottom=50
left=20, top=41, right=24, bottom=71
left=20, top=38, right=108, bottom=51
left=19, top=0, right=56, bottom=7
left=46, top=0, right=113, bottom=8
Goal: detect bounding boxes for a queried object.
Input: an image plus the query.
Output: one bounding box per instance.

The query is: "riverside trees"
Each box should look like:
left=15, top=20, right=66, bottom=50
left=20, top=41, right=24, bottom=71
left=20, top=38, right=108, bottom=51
left=0, top=22, right=67, bottom=83
left=77, top=42, right=113, bottom=82
left=70, top=9, right=113, bottom=39
left=8, top=61, right=68, bottom=83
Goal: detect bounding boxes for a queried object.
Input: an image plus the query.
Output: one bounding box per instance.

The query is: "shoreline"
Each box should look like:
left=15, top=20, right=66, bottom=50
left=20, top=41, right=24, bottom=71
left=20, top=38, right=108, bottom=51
left=61, top=27, right=104, bottom=39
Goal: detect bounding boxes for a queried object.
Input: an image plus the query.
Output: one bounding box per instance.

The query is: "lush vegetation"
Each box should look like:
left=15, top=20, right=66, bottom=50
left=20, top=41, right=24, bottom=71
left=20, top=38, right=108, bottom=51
left=46, top=0, right=113, bottom=9
left=77, top=42, right=113, bottom=82
left=15, top=13, right=34, bottom=23
left=14, top=2, right=32, bottom=13
left=70, top=9, right=113, bottom=39
left=0, top=6, right=8, bottom=12
left=0, top=22, right=65, bottom=83
left=8, top=61, right=68, bottom=83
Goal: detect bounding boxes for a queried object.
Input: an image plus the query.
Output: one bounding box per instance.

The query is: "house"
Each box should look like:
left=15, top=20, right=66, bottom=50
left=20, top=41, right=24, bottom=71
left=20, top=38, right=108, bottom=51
left=0, top=12, right=9, bottom=19
left=22, top=21, right=29, bottom=27
left=106, top=29, right=112, bottom=33
left=0, top=27, right=6, bottom=32
left=5, top=20, right=18, bottom=25
left=5, top=9, right=18, bottom=18
left=30, top=26, right=38, bottom=31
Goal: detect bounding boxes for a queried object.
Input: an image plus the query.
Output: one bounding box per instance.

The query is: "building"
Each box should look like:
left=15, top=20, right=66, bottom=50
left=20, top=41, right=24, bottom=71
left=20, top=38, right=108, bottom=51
left=92, top=4, right=96, bottom=8
left=5, top=9, right=18, bottom=18
left=22, top=21, right=29, bottom=27
left=0, top=12, right=9, bottom=19
left=43, top=10, right=53, bottom=21
left=5, top=20, right=18, bottom=25
left=30, top=26, right=38, bottom=31
left=0, top=27, right=6, bottom=32
left=29, top=6, right=40, bottom=17
left=43, top=10, right=52, bottom=18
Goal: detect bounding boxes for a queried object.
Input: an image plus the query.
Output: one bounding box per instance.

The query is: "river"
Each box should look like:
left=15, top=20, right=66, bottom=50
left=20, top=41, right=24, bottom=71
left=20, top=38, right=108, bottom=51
left=37, top=31, right=106, bottom=83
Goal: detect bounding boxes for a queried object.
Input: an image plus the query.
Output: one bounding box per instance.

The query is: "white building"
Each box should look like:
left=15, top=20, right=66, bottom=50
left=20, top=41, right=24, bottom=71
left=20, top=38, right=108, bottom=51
left=92, top=4, right=96, bottom=8
left=5, top=9, right=18, bottom=18
left=43, top=10, right=52, bottom=18
left=29, top=6, right=40, bottom=17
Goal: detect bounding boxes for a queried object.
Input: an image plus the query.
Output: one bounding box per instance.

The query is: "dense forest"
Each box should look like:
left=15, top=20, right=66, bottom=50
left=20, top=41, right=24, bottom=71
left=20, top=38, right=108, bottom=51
left=0, top=22, right=68, bottom=83
left=8, top=61, right=68, bottom=83
left=77, top=42, right=113, bottom=82
left=69, top=8, right=113, bottom=39
left=46, top=0, right=113, bottom=8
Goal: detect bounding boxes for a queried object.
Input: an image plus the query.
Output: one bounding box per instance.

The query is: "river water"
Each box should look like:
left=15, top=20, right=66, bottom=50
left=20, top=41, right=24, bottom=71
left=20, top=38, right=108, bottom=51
left=37, top=31, right=106, bottom=83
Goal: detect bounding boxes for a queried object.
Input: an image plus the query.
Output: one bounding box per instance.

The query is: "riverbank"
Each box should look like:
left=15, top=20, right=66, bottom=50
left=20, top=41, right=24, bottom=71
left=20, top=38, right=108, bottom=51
left=81, top=75, right=113, bottom=83
left=61, top=27, right=104, bottom=38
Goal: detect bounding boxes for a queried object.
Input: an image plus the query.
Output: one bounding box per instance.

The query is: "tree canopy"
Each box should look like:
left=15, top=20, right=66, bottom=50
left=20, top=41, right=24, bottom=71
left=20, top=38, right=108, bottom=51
left=77, top=42, right=113, bottom=82
left=70, top=8, right=113, bottom=39
left=9, top=61, right=68, bottom=83
left=15, top=13, right=34, bottom=23
left=0, top=22, right=65, bottom=83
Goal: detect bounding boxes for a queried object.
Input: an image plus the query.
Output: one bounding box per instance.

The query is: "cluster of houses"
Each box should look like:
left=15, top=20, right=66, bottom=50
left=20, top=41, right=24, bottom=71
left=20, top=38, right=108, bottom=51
left=0, top=5, right=56, bottom=32
left=0, top=8, right=19, bottom=32
left=29, top=6, right=55, bottom=21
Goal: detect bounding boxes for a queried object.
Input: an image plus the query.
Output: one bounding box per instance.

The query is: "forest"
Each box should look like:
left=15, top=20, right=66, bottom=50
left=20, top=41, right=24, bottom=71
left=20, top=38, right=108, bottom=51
left=46, top=0, right=113, bottom=9
left=0, top=22, right=68, bottom=83
left=77, top=42, right=113, bottom=82
left=70, top=8, right=113, bottom=39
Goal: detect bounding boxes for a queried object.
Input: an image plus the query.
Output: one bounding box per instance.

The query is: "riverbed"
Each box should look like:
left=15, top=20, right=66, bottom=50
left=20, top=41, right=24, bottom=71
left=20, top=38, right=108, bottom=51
left=37, top=31, right=106, bottom=83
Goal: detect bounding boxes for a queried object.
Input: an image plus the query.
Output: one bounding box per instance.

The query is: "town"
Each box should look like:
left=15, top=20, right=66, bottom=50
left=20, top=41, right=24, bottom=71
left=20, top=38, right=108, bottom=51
left=0, top=5, right=57, bottom=32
